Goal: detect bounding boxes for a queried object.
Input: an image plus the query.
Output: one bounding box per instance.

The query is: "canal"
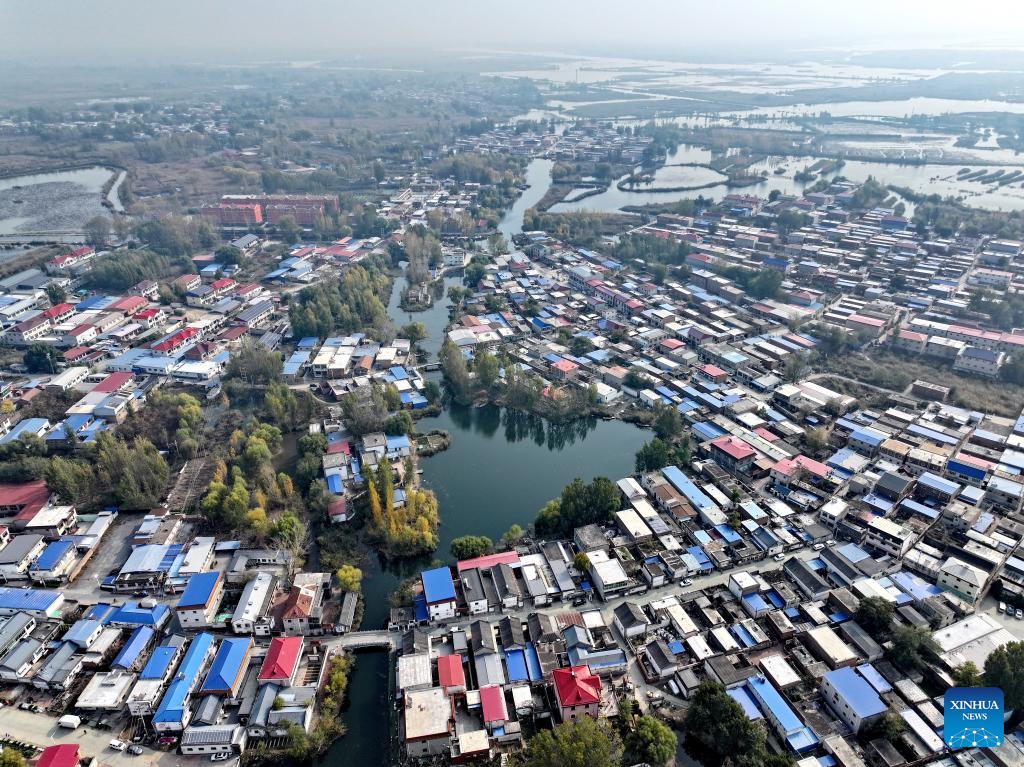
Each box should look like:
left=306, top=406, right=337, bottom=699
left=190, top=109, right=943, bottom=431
left=321, top=157, right=650, bottom=766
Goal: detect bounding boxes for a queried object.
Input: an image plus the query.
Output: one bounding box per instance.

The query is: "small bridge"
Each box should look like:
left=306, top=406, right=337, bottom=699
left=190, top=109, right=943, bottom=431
left=326, top=629, right=398, bottom=650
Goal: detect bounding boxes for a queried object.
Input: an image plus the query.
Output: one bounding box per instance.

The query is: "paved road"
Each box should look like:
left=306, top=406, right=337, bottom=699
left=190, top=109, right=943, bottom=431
left=0, top=708, right=178, bottom=767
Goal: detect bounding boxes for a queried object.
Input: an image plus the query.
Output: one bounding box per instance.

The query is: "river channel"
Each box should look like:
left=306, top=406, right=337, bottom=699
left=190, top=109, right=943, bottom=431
left=321, top=158, right=649, bottom=766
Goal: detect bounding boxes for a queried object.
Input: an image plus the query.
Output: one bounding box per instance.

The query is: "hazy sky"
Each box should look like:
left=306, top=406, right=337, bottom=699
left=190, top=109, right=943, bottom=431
left=4, top=0, right=1024, bottom=64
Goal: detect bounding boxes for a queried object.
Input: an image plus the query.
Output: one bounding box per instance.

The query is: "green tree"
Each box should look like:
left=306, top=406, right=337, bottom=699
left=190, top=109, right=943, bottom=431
left=652, top=403, right=682, bottom=441
left=521, top=718, right=622, bottom=767
left=84, top=215, right=111, bottom=250
left=888, top=625, right=939, bottom=674
left=215, top=244, right=243, bottom=265
left=400, top=322, right=427, bottom=346
left=278, top=215, right=302, bottom=243
left=440, top=337, right=472, bottom=404
left=94, top=433, right=170, bottom=510
left=626, top=715, right=677, bottom=767
left=855, top=596, right=894, bottom=637
left=45, top=283, right=67, bottom=306
left=573, top=551, right=591, bottom=573
left=952, top=661, right=982, bottom=687
left=450, top=535, right=492, bottom=560
left=225, top=340, right=282, bottom=386
left=335, top=564, right=363, bottom=593
left=384, top=411, right=414, bottom=436
left=499, top=524, right=524, bottom=549
left=0, top=749, right=27, bottom=767
left=636, top=437, right=672, bottom=473
left=984, top=641, right=1024, bottom=715
left=23, top=343, right=61, bottom=374
left=475, top=351, right=500, bottom=390
left=569, top=335, right=595, bottom=357
left=684, top=682, right=767, bottom=765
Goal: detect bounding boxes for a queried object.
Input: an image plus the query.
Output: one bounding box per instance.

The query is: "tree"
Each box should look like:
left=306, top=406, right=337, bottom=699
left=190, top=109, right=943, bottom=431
left=636, top=438, right=672, bottom=473
left=855, top=596, right=894, bottom=637
left=0, top=749, right=26, bottom=767
left=783, top=354, right=807, bottom=383
left=650, top=263, right=667, bottom=285
left=400, top=322, right=427, bottom=346
left=652, top=403, right=682, bottom=441
left=870, top=711, right=907, bottom=742
left=440, top=338, right=472, bottom=404
left=475, top=351, right=500, bottom=390
left=569, top=335, right=595, bottom=357
left=384, top=411, right=414, bottom=436
left=84, top=215, right=111, bottom=250
left=984, top=641, right=1024, bottom=715
left=521, top=718, right=622, bottom=767
left=45, top=283, right=67, bottom=306
left=888, top=625, right=939, bottom=674
left=952, top=661, right=982, bottom=687
left=215, top=244, right=243, bottom=265
left=225, top=340, right=282, bottom=386
left=573, top=551, right=591, bottom=574
left=23, top=343, right=61, bottom=374
left=335, top=564, right=363, bottom=593
left=626, top=715, right=677, bottom=767
left=278, top=215, right=302, bottom=243
left=683, top=682, right=767, bottom=765
left=499, top=524, right=524, bottom=549
left=450, top=535, right=492, bottom=560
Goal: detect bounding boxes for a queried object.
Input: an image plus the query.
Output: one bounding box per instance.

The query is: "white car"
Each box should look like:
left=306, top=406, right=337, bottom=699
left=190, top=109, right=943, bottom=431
left=109, top=741, right=127, bottom=752
left=1016, top=609, right=1024, bottom=620
left=680, top=578, right=693, bottom=587
left=210, top=754, right=230, bottom=762
left=773, top=553, right=786, bottom=562
left=999, top=602, right=1007, bottom=613
left=812, top=543, right=825, bottom=551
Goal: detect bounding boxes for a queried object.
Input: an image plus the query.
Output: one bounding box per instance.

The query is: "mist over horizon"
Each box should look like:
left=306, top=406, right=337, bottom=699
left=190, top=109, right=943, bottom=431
left=4, top=0, right=1024, bottom=68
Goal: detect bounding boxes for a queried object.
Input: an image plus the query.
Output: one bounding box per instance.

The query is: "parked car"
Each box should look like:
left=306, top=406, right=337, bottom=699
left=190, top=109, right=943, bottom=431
left=680, top=578, right=693, bottom=587
left=812, top=543, right=825, bottom=551
left=773, top=553, right=786, bottom=562
left=109, top=741, right=127, bottom=752
left=127, top=745, right=144, bottom=756
left=1016, top=609, right=1023, bottom=620
left=999, top=602, right=1007, bottom=613
left=210, top=754, right=229, bottom=762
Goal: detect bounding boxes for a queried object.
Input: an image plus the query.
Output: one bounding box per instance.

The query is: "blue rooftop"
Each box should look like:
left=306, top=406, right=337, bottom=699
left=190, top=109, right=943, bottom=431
left=201, top=637, right=252, bottom=694
left=421, top=566, right=456, bottom=603
left=177, top=571, right=221, bottom=609
left=824, top=666, right=887, bottom=719
left=141, top=645, right=179, bottom=680
left=153, top=633, right=215, bottom=724
left=0, top=586, right=62, bottom=613
left=113, top=626, right=155, bottom=670
left=31, top=539, right=75, bottom=572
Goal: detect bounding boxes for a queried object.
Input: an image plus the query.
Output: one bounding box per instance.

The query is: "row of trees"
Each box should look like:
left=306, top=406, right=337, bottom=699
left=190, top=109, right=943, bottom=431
left=84, top=248, right=191, bottom=292
left=45, top=433, right=169, bottom=511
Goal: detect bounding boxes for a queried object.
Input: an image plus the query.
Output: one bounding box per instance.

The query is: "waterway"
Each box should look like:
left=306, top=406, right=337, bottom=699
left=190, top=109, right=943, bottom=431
left=324, top=157, right=650, bottom=766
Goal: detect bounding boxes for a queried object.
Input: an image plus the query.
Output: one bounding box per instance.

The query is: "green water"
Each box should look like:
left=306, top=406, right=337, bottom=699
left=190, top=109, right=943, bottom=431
left=321, top=157, right=650, bottom=767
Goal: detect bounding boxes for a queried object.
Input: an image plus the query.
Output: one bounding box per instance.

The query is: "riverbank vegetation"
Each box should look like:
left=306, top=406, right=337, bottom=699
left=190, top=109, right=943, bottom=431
left=365, top=460, right=439, bottom=558
left=534, top=476, right=620, bottom=537
left=521, top=209, right=641, bottom=247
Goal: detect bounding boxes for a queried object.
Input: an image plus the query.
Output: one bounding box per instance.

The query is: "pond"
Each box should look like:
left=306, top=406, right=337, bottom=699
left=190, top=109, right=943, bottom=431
left=0, top=166, right=121, bottom=240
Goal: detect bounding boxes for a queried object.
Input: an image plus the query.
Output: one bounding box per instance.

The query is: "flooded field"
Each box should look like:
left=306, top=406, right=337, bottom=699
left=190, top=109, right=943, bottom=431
left=0, top=166, right=120, bottom=239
